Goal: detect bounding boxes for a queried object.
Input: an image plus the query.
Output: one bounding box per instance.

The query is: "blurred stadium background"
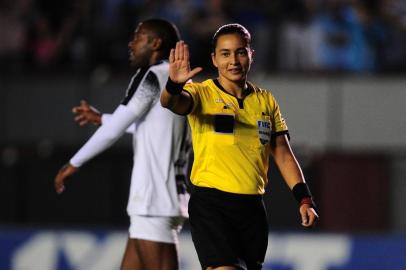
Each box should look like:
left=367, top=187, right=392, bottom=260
left=1, top=0, right=406, bottom=269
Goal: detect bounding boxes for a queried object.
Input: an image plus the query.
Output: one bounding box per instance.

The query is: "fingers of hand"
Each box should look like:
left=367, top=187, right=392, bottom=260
left=73, top=101, right=89, bottom=114
left=79, top=120, right=88, bottom=126
left=75, top=115, right=89, bottom=126
left=174, top=41, right=186, bottom=61
left=175, top=41, right=180, bottom=61
left=178, top=41, right=184, bottom=61
left=56, top=182, right=65, bottom=194
left=55, top=164, right=76, bottom=194
left=72, top=107, right=86, bottom=115
left=190, top=67, right=203, bottom=77
left=169, top=48, right=175, bottom=63
left=184, top=44, right=189, bottom=61
left=309, top=212, right=318, bottom=226
left=89, top=106, right=99, bottom=114
left=302, top=208, right=318, bottom=227
left=309, top=208, right=319, bottom=225
left=308, top=214, right=316, bottom=226
left=311, top=208, right=319, bottom=219
left=301, top=210, right=309, bottom=226
left=54, top=174, right=65, bottom=194
left=300, top=205, right=311, bottom=227
left=56, top=184, right=65, bottom=194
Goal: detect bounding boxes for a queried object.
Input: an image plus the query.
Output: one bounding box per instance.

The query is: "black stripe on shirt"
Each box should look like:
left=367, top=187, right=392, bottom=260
left=142, top=71, right=160, bottom=94
left=121, top=67, right=148, bottom=105
left=271, top=130, right=290, bottom=141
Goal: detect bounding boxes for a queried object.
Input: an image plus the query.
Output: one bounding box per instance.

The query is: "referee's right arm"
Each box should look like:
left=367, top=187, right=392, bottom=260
left=160, top=41, right=201, bottom=115
left=160, top=85, right=193, bottom=115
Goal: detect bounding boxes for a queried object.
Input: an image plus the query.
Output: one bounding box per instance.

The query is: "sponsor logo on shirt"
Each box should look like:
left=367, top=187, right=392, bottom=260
left=214, top=98, right=233, bottom=108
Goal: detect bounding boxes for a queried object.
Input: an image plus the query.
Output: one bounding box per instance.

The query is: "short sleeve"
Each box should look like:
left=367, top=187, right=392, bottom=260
left=270, top=95, right=288, bottom=134
left=183, top=82, right=200, bottom=114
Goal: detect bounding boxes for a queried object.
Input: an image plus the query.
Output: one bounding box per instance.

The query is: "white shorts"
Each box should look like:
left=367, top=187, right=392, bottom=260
left=129, top=215, right=185, bottom=244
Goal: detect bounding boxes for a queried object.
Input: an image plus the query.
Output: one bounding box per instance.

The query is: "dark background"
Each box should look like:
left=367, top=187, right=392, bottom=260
left=1, top=0, right=405, bottom=233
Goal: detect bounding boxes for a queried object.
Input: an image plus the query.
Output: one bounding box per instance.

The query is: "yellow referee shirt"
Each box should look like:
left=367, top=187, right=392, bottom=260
left=184, top=79, right=289, bottom=195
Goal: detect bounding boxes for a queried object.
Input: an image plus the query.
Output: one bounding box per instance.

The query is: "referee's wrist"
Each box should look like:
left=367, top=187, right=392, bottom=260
left=292, top=182, right=315, bottom=207
left=166, top=77, right=185, bottom=95
left=299, top=197, right=313, bottom=206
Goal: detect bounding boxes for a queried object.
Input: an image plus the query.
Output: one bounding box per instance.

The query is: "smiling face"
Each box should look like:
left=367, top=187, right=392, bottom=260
left=128, top=23, right=155, bottom=68
left=211, top=33, right=253, bottom=86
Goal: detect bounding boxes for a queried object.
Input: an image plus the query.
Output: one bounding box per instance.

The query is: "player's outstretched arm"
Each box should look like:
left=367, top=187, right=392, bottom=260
left=160, top=41, right=202, bottom=115
left=54, top=163, right=78, bottom=194
left=72, top=100, right=102, bottom=126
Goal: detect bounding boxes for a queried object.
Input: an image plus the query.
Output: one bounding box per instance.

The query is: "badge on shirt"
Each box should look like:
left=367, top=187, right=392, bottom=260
left=257, top=119, right=272, bottom=145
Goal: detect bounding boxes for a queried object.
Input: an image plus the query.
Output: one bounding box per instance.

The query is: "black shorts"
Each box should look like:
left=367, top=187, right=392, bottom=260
left=188, top=186, right=268, bottom=270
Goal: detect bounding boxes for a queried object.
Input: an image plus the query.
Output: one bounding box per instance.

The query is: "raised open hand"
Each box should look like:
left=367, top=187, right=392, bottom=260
left=72, top=100, right=102, bottom=126
left=169, top=41, right=202, bottom=83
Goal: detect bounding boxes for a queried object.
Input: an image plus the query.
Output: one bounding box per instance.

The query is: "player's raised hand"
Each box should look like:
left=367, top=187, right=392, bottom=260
left=169, top=41, right=202, bottom=83
left=72, top=100, right=102, bottom=126
left=300, top=204, right=319, bottom=227
left=54, top=163, right=78, bottom=194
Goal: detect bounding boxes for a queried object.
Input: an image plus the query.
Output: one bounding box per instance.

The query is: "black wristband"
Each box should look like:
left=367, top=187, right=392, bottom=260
left=292, top=182, right=312, bottom=204
left=165, top=78, right=185, bottom=95
left=293, top=183, right=318, bottom=214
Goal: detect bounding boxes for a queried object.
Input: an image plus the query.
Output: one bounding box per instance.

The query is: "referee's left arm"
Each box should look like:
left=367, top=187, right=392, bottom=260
left=270, top=134, right=319, bottom=227
left=270, top=134, right=305, bottom=189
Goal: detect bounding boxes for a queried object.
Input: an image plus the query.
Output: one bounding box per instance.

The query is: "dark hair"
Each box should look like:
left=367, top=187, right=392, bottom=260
left=142, top=18, right=181, bottom=58
left=212, top=23, right=251, bottom=52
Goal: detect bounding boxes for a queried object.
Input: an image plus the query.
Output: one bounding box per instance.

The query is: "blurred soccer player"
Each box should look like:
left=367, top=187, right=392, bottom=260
left=54, top=19, right=190, bottom=270
left=161, top=24, right=319, bottom=270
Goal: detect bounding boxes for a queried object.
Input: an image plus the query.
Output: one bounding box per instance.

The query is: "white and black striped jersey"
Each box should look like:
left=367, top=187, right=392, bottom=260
left=70, top=60, right=190, bottom=217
